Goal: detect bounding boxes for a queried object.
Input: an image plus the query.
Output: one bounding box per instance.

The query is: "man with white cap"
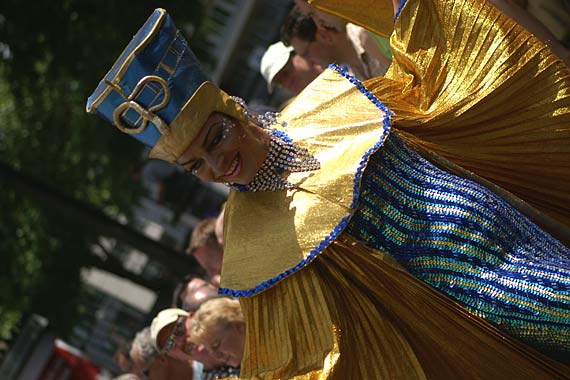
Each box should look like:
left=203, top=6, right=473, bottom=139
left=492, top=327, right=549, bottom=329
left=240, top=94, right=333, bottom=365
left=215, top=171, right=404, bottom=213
left=260, top=41, right=322, bottom=96
left=150, top=308, right=239, bottom=379
left=281, top=6, right=391, bottom=81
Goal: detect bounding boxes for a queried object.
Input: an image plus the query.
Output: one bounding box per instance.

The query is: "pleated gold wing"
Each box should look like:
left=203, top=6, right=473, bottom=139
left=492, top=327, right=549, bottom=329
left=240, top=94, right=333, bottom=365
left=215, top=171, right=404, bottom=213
left=313, top=0, right=570, bottom=237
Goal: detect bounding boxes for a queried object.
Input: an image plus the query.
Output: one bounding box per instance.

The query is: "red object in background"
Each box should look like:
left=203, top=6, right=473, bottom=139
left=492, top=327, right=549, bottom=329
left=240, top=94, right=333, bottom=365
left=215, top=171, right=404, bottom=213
left=38, top=340, right=100, bottom=380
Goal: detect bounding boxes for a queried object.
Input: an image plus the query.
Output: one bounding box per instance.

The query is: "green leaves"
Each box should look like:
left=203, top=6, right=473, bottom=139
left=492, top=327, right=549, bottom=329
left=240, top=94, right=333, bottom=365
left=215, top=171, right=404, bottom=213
left=0, top=0, right=205, bottom=340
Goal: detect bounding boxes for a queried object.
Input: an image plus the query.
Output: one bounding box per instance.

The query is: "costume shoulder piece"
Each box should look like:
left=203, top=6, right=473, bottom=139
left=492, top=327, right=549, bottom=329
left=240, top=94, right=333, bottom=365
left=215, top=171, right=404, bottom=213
left=219, top=66, right=392, bottom=297
left=314, top=0, right=570, bottom=234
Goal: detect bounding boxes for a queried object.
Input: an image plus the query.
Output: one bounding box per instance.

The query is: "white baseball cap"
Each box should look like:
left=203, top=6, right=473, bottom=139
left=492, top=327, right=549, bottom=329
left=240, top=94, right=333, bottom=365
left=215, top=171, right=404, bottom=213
left=260, top=42, right=294, bottom=92
left=149, top=308, right=189, bottom=350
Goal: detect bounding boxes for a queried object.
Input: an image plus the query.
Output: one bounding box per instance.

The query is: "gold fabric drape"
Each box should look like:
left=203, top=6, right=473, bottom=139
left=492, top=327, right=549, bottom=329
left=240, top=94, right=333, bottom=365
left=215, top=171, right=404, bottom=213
left=222, top=69, right=391, bottom=291
left=223, top=0, right=570, bottom=378
left=238, top=234, right=570, bottom=379
left=316, top=0, right=570, bottom=232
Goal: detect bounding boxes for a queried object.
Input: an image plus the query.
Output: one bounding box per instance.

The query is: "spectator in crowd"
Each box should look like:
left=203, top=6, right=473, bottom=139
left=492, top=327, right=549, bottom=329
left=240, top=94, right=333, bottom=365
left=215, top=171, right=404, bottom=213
left=260, top=42, right=323, bottom=96
left=281, top=7, right=390, bottom=80
left=187, top=218, right=224, bottom=287
left=295, top=0, right=569, bottom=66
left=150, top=308, right=239, bottom=379
left=214, top=207, right=225, bottom=247
left=294, top=0, right=347, bottom=30
left=129, top=327, right=197, bottom=380
left=129, top=327, right=158, bottom=375
left=172, top=275, right=221, bottom=311
left=190, top=298, right=245, bottom=369
left=114, top=340, right=135, bottom=373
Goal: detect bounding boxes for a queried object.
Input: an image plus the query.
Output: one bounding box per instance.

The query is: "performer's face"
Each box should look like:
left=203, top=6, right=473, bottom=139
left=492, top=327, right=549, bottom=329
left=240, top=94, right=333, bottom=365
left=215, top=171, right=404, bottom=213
left=177, top=112, right=269, bottom=184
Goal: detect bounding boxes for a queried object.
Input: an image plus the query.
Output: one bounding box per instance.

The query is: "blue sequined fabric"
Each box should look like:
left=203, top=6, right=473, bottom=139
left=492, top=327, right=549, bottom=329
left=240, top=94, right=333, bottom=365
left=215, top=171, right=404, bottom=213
left=346, top=133, right=570, bottom=357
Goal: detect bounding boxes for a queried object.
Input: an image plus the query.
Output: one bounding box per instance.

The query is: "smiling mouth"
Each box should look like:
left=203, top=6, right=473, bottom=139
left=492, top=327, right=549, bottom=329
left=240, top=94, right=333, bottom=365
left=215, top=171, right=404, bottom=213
left=223, top=154, right=241, bottom=178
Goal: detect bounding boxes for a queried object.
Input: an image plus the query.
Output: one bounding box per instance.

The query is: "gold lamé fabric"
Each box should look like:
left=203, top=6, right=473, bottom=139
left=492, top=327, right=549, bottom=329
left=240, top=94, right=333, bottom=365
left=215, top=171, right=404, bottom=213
left=220, top=0, right=570, bottom=378
left=313, top=0, right=570, bottom=232
left=237, top=234, right=570, bottom=379
left=222, top=0, right=570, bottom=300
left=310, top=0, right=395, bottom=37
left=221, top=68, right=391, bottom=291
left=370, top=0, right=570, bottom=234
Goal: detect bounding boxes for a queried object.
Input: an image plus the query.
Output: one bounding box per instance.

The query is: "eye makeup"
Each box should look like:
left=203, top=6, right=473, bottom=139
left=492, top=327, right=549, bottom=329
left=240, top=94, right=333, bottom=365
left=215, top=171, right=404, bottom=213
left=182, top=116, right=236, bottom=175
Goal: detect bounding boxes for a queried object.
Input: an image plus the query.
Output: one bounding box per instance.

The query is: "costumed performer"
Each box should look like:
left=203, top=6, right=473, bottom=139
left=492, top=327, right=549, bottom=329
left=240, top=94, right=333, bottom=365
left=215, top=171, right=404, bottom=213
left=87, top=1, right=570, bottom=379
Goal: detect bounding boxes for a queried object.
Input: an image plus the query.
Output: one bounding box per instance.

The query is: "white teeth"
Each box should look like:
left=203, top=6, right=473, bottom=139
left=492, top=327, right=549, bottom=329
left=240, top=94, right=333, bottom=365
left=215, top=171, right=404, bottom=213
left=225, top=157, right=239, bottom=176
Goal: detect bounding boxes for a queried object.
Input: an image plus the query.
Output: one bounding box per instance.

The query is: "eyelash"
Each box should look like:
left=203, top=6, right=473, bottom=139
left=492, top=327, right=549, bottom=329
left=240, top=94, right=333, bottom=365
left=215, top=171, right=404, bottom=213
left=210, top=130, right=224, bottom=148
left=187, top=119, right=235, bottom=175
left=189, top=161, right=202, bottom=175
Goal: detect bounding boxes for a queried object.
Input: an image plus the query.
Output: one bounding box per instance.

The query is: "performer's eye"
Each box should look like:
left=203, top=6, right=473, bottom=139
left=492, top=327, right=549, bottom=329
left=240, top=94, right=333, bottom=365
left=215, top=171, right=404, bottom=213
left=210, top=118, right=235, bottom=149
left=189, top=160, right=203, bottom=175
left=210, top=131, right=223, bottom=147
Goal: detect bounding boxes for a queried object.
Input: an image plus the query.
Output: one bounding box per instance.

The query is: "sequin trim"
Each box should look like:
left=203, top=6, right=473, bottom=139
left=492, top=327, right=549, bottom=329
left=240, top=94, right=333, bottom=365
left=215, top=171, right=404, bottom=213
left=394, top=0, right=408, bottom=23
left=345, top=134, right=570, bottom=354
left=219, top=64, right=393, bottom=297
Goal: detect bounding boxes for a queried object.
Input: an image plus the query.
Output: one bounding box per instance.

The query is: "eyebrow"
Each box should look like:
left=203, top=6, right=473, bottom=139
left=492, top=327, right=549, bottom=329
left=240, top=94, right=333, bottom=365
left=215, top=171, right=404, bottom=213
left=178, top=122, right=218, bottom=167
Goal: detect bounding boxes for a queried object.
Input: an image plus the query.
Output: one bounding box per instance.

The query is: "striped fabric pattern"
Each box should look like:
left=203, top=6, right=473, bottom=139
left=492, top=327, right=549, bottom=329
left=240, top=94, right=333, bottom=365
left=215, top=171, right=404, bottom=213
left=346, top=132, right=570, bottom=357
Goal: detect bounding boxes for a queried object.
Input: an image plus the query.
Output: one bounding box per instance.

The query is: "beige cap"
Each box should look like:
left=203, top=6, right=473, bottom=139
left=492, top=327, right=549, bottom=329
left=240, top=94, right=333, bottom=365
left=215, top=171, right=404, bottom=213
left=260, top=42, right=294, bottom=92
left=149, top=308, right=189, bottom=350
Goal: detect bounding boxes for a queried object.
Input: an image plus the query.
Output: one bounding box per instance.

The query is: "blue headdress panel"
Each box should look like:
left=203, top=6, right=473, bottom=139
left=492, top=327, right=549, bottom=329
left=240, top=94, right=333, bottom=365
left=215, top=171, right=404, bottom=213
left=86, top=9, right=209, bottom=148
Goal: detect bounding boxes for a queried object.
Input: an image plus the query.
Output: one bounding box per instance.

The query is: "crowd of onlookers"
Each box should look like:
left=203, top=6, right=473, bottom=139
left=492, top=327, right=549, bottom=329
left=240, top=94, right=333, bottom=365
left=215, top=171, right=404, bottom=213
left=261, top=0, right=569, bottom=103
left=111, top=1, right=570, bottom=379
left=260, top=1, right=392, bottom=103
left=112, top=211, right=244, bottom=380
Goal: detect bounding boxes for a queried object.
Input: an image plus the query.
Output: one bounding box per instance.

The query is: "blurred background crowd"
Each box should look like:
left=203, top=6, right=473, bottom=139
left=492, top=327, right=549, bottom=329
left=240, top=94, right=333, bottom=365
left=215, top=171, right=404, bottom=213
left=0, top=0, right=569, bottom=379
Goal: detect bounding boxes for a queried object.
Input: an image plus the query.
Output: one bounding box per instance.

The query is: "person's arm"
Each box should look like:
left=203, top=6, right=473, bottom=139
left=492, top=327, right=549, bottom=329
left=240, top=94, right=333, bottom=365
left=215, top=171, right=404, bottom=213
left=392, top=0, right=400, bottom=15
left=488, top=0, right=570, bottom=66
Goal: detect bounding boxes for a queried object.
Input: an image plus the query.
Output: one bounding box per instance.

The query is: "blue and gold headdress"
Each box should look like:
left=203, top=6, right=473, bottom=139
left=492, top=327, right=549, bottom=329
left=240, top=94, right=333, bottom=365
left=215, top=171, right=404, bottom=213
left=86, top=8, right=247, bottom=162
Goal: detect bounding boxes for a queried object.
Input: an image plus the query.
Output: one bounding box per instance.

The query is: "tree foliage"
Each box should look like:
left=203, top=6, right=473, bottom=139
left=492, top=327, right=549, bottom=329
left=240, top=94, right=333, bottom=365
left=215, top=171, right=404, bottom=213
left=0, top=0, right=205, bottom=340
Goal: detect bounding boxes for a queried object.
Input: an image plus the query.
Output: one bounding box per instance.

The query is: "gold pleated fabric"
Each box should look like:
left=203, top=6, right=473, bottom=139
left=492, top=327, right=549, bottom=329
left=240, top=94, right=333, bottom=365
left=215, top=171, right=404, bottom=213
left=237, top=234, right=570, bottom=379
left=311, top=0, right=570, bottom=233
left=238, top=265, right=338, bottom=380
left=310, top=0, right=395, bottom=38
left=365, top=0, right=570, bottom=233
left=221, top=69, right=391, bottom=291
left=226, top=0, right=570, bottom=378
left=223, top=0, right=570, bottom=291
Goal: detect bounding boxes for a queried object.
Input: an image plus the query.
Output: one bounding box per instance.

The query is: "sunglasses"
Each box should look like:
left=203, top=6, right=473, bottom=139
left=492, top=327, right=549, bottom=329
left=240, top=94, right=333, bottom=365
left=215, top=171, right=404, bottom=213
left=161, top=317, right=187, bottom=354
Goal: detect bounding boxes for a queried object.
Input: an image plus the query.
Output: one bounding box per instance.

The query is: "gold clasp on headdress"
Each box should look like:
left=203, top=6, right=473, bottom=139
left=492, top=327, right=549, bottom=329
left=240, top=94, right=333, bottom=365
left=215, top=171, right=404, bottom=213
left=112, top=75, right=171, bottom=135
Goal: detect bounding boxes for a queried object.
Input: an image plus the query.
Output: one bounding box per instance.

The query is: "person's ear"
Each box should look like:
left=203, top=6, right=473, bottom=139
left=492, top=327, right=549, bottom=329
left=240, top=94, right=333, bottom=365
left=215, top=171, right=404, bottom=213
left=316, top=27, right=335, bottom=44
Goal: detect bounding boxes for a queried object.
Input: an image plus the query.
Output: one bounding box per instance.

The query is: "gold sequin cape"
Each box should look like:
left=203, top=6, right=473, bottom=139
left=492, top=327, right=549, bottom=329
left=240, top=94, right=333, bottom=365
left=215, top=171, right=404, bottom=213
left=219, top=0, right=570, bottom=378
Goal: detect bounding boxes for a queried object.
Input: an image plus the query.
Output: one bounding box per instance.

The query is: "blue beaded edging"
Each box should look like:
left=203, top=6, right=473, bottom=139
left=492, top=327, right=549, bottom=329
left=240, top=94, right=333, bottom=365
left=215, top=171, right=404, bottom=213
left=394, top=0, right=408, bottom=23
left=231, top=129, right=295, bottom=192
left=219, top=64, right=393, bottom=298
